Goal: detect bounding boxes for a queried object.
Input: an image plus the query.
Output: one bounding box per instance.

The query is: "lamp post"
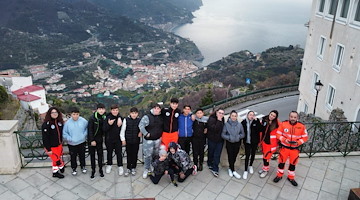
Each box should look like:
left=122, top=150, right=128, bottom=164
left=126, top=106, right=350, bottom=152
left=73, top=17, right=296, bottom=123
left=313, top=80, right=324, bottom=115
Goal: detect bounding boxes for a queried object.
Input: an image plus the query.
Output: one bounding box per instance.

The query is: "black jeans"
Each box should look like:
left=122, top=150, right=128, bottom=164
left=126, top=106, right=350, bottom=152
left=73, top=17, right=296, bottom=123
left=244, top=143, right=257, bottom=171
left=89, top=140, right=104, bottom=172
left=150, top=171, right=175, bottom=184
left=192, top=137, right=206, bottom=166
left=126, top=143, right=139, bottom=169
left=68, top=142, right=86, bottom=170
left=226, top=141, right=241, bottom=171
left=168, top=165, right=193, bottom=182
left=105, top=140, right=123, bottom=166
left=178, top=136, right=192, bottom=154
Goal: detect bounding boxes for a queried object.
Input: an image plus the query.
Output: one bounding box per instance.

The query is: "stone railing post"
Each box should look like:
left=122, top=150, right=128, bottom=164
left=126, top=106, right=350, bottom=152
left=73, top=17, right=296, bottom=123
left=0, top=120, right=22, bottom=174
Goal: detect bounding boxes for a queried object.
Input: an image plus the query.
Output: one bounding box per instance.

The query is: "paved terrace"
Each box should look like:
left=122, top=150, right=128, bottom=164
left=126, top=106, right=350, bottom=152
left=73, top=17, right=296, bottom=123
left=1, top=154, right=359, bottom=200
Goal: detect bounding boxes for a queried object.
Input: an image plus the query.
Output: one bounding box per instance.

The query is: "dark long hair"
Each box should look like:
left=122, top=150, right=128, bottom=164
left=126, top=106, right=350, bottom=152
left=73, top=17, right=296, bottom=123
left=44, top=107, right=64, bottom=123
left=263, top=110, right=279, bottom=131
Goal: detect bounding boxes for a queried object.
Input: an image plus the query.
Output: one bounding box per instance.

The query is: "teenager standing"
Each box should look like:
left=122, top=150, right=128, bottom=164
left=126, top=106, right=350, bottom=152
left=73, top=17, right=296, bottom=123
left=88, top=103, right=106, bottom=179
left=103, top=105, right=123, bottom=175
left=42, top=107, right=65, bottom=178
left=207, top=108, right=225, bottom=177
left=221, top=110, right=245, bottom=179
left=241, top=111, right=262, bottom=179
left=120, top=107, right=141, bottom=176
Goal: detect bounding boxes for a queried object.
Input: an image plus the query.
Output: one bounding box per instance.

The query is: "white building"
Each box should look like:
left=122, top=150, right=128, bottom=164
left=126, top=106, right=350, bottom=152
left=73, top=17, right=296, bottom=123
left=297, top=0, right=360, bottom=121
left=0, top=76, right=33, bottom=92
left=12, top=85, right=49, bottom=114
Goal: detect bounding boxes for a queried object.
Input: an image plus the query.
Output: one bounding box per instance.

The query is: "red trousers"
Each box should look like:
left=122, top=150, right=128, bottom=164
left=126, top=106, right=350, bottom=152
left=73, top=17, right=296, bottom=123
left=261, top=142, right=277, bottom=171
left=276, top=147, right=300, bottom=179
left=46, top=145, right=65, bottom=173
left=161, top=131, right=178, bottom=148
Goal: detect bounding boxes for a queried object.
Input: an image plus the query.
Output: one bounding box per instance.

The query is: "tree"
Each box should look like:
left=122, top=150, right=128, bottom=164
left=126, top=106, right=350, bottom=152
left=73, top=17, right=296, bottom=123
left=200, top=89, right=213, bottom=107
left=0, top=86, right=9, bottom=103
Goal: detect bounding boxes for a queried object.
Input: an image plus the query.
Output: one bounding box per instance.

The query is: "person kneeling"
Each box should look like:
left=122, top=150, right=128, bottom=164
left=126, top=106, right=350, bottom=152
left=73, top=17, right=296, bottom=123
left=150, top=149, right=177, bottom=187
left=168, top=142, right=197, bottom=183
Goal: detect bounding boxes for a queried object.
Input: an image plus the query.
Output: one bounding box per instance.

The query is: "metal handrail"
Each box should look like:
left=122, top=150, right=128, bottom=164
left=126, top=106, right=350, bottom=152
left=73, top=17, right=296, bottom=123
left=14, top=120, right=360, bottom=167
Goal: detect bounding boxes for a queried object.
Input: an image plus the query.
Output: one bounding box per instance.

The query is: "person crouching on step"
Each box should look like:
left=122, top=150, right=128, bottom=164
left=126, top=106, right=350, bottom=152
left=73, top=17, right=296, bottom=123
left=168, top=142, right=197, bottom=183
left=150, top=149, right=177, bottom=187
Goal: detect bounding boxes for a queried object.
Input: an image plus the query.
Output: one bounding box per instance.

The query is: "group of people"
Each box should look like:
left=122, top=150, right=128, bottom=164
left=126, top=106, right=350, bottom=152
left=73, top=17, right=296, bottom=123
left=41, top=97, right=308, bottom=187
left=219, top=109, right=308, bottom=186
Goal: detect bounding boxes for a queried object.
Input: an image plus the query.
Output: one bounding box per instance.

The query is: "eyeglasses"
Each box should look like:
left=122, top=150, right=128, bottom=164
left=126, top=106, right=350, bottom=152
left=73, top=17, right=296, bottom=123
left=51, top=112, right=58, bottom=114
left=218, top=112, right=224, bottom=115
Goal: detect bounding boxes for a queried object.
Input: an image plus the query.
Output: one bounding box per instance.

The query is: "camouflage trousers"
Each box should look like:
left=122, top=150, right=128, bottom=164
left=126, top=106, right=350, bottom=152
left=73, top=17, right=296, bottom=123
left=143, top=138, right=161, bottom=170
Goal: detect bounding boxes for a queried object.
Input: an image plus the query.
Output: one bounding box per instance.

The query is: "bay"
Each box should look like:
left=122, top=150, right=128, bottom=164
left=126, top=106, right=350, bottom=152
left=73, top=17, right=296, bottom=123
left=172, top=0, right=313, bottom=65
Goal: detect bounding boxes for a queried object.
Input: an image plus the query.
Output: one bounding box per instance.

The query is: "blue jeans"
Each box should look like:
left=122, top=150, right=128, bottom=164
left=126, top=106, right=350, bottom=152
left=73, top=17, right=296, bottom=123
left=207, top=139, right=223, bottom=172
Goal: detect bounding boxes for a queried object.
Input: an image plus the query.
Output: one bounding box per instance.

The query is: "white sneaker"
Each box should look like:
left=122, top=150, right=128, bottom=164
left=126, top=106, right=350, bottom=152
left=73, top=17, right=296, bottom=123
left=258, top=169, right=264, bottom=174
left=243, top=171, right=248, bottom=179
left=72, top=170, right=77, bottom=176
left=105, top=165, right=112, bottom=174
left=228, top=169, right=233, bottom=177
left=81, top=167, right=87, bottom=174
left=143, top=169, right=149, bottom=179
left=233, top=171, right=241, bottom=179
left=118, top=166, right=124, bottom=176
left=249, top=166, right=254, bottom=174
left=131, top=168, right=136, bottom=176
left=260, top=171, right=268, bottom=178
left=124, top=169, right=130, bottom=177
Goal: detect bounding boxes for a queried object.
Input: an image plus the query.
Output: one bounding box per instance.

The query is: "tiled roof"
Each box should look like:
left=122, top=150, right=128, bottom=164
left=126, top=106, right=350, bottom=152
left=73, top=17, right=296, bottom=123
left=12, top=85, right=44, bottom=95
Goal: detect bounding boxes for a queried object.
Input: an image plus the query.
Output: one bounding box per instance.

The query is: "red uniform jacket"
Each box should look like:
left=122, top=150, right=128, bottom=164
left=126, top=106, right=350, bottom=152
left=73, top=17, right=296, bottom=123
left=277, top=120, right=308, bottom=149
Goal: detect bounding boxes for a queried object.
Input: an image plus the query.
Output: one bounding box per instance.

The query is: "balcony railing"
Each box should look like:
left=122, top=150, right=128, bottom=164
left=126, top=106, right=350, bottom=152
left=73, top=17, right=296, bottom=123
left=15, top=121, right=360, bottom=167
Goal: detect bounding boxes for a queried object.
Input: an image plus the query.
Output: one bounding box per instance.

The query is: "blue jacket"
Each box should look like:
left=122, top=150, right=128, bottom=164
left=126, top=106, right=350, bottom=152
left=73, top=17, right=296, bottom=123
left=178, top=114, right=193, bottom=137
left=63, top=117, right=88, bottom=145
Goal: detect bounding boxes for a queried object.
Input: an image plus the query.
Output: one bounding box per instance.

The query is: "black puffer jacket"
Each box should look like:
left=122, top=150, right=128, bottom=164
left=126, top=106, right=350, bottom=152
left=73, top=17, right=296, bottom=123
left=162, top=107, right=181, bottom=133
left=241, top=118, right=262, bottom=145
left=42, top=119, right=64, bottom=151
left=206, top=114, right=224, bottom=142
left=193, top=116, right=208, bottom=138
left=88, top=112, right=106, bottom=144
left=125, top=117, right=141, bottom=144
left=103, top=113, right=122, bottom=142
left=152, top=156, right=170, bottom=175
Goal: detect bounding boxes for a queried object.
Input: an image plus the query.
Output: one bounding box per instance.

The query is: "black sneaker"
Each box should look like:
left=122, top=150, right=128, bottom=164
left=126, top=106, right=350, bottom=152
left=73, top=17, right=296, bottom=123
left=99, top=170, right=104, bottom=177
left=172, top=180, right=178, bottom=187
left=273, top=176, right=282, bottom=183
left=287, top=178, right=298, bottom=186
left=198, top=164, right=203, bottom=171
left=91, top=171, right=95, bottom=180
left=60, top=167, right=65, bottom=173
left=53, top=172, right=65, bottom=179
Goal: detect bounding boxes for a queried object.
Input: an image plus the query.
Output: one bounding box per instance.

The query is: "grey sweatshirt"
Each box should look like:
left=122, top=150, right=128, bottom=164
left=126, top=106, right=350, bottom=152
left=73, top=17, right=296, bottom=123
left=221, top=119, right=245, bottom=143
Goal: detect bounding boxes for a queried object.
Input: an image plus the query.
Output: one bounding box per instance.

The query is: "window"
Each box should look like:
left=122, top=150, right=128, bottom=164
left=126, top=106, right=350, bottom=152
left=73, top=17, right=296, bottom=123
left=326, top=85, right=336, bottom=108
left=340, top=0, right=350, bottom=18
left=328, top=0, right=338, bottom=15
left=333, top=44, right=345, bottom=72
left=355, top=0, right=360, bottom=22
left=317, top=36, right=326, bottom=59
left=318, top=0, right=326, bottom=13
left=312, top=72, right=320, bottom=93
left=304, top=103, right=309, bottom=114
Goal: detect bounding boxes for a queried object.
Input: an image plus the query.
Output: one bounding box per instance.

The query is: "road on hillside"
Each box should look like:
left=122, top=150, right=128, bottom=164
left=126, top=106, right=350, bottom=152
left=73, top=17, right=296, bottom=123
left=245, top=95, right=299, bottom=121
left=224, top=95, right=299, bottom=121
